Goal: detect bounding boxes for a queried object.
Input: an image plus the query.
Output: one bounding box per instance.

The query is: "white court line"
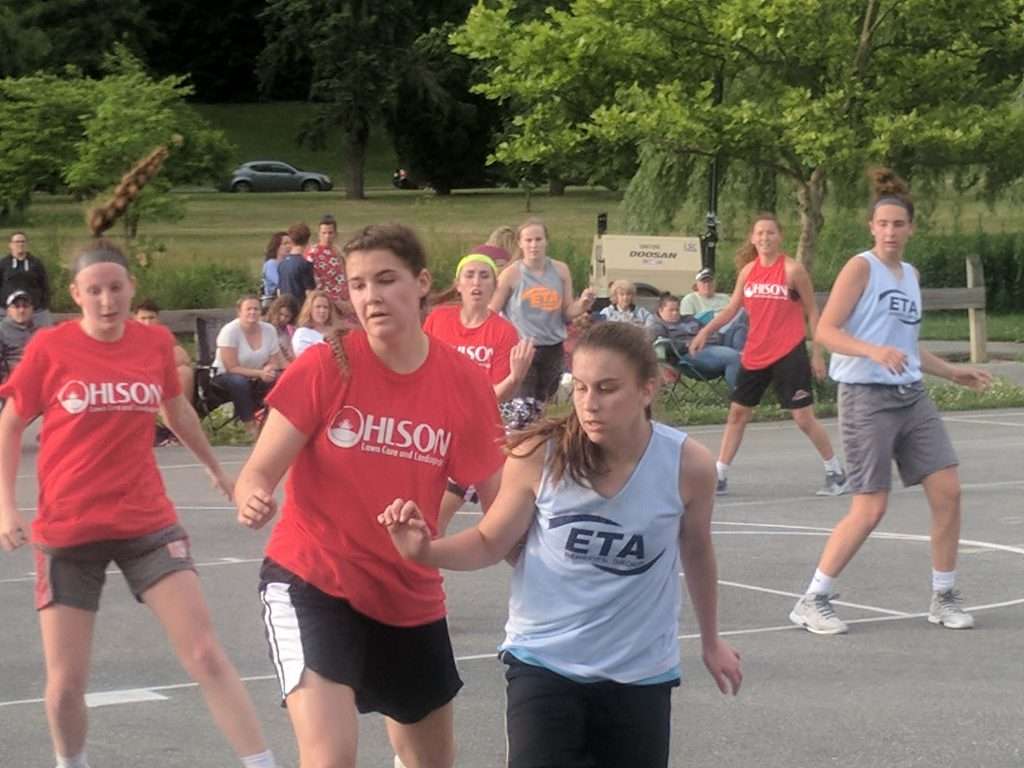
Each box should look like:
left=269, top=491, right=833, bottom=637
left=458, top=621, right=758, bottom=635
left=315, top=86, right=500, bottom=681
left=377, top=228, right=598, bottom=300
left=0, top=557, right=262, bottom=585
left=942, top=416, right=1024, bottom=428
left=715, top=578, right=910, bottom=616
left=6, top=595, right=1024, bottom=710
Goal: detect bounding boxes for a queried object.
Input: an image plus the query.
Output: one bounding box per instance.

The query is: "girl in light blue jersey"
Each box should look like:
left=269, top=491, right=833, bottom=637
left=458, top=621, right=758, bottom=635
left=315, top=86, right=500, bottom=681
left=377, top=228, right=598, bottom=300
left=789, top=168, right=991, bottom=636
left=380, top=321, right=741, bottom=768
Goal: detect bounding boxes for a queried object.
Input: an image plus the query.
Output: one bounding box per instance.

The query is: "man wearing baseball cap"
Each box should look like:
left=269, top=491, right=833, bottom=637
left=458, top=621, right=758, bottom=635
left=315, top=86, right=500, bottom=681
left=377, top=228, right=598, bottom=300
left=681, top=268, right=747, bottom=350
left=0, top=289, right=38, bottom=384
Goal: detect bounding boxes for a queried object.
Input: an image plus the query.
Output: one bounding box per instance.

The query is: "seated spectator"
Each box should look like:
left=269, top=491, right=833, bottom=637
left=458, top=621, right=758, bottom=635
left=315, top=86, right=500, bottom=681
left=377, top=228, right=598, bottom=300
left=599, top=279, right=653, bottom=326
left=291, top=289, right=339, bottom=358
left=261, top=230, right=291, bottom=310
left=0, top=290, right=39, bottom=385
left=681, top=267, right=747, bottom=350
left=213, top=295, right=287, bottom=438
left=277, top=222, right=316, bottom=305
left=134, top=299, right=194, bottom=404
left=265, top=294, right=299, bottom=363
left=646, top=292, right=740, bottom=390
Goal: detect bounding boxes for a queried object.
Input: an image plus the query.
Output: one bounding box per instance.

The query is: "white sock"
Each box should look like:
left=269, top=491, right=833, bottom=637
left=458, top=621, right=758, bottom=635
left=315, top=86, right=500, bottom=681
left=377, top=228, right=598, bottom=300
left=716, top=461, right=729, bottom=481
left=806, top=569, right=834, bottom=595
left=241, top=750, right=277, bottom=768
left=823, top=455, right=842, bottom=473
left=932, top=569, right=956, bottom=593
left=55, top=754, right=90, bottom=768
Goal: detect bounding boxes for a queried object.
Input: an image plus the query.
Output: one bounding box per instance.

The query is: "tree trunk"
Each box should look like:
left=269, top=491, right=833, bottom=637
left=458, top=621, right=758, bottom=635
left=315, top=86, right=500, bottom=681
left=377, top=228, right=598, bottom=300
left=345, top=122, right=369, bottom=200
left=795, top=166, right=826, bottom=273
left=549, top=178, right=566, bottom=196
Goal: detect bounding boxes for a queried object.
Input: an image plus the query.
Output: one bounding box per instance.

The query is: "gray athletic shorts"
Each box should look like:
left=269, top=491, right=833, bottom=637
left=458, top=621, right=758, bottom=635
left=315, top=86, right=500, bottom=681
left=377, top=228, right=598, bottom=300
left=34, top=524, right=195, bottom=611
left=838, top=382, right=958, bottom=494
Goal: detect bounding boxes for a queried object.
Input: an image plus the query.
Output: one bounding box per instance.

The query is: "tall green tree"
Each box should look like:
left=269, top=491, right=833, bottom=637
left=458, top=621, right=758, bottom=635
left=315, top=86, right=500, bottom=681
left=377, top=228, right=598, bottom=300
left=455, top=0, right=1024, bottom=270
left=0, top=5, right=50, bottom=77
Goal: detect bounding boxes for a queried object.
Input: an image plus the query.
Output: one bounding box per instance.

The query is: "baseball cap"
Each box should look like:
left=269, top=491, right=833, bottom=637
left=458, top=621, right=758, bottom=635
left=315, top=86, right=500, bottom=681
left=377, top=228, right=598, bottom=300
left=6, top=290, right=33, bottom=307
left=695, top=268, right=714, bottom=282
left=468, top=243, right=511, bottom=269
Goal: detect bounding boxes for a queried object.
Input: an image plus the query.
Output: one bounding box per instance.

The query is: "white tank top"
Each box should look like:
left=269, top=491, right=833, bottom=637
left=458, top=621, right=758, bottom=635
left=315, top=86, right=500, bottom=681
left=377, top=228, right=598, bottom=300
left=829, top=251, right=922, bottom=385
left=500, top=422, right=686, bottom=683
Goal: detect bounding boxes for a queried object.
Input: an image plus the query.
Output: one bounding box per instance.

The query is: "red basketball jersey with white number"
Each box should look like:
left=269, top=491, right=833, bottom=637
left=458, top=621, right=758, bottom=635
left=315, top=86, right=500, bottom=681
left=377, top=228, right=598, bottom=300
left=423, top=304, right=519, bottom=387
left=264, top=331, right=505, bottom=626
left=0, top=320, right=181, bottom=547
left=740, top=255, right=807, bottom=369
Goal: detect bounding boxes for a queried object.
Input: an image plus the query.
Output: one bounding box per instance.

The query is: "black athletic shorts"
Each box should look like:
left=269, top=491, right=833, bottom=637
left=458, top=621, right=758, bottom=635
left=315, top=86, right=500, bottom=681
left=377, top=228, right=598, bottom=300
left=731, top=341, right=814, bottom=410
left=259, top=559, right=463, bottom=724
left=519, top=342, right=565, bottom=402
left=503, top=653, right=676, bottom=768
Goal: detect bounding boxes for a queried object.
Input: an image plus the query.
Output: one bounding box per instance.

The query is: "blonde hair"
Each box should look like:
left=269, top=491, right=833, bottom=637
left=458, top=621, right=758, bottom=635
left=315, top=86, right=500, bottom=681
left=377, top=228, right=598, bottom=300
left=487, top=225, right=518, bottom=261
left=296, top=289, right=337, bottom=329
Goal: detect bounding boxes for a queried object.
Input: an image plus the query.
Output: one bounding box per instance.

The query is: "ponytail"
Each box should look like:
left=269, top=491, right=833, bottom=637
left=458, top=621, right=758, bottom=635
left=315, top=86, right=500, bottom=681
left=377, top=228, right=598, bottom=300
left=868, top=167, right=914, bottom=221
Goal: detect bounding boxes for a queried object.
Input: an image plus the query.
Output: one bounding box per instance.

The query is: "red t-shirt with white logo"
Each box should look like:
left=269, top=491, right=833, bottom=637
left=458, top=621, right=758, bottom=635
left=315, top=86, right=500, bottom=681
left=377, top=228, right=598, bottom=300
left=740, top=255, right=808, bottom=370
left=423, top=305, right=519, bottom=389
left=264, top=330, right=505, bottom=627
left=0, top=320, right=181, bottom=547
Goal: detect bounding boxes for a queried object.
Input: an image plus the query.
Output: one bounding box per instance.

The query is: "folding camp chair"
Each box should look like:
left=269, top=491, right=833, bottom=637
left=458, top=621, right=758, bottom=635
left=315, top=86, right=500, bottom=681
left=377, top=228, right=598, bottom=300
left=193, top=316, right=234, bottom=431
left=653, top=337, right=731, bottom=408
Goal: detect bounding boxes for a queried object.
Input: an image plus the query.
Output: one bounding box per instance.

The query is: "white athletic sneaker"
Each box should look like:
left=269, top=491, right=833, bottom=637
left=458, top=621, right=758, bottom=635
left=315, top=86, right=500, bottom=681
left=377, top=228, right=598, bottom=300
left=928, top=589, right=975, bottom=629
left=816, top=470, right=849, bottom=497
left=394, top=756, right=407, bottom=768
left=789, top=592, right=849, bottom=635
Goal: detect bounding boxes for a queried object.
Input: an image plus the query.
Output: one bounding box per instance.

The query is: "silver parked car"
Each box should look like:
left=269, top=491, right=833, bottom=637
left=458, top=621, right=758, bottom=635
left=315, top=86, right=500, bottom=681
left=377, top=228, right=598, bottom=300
left=226, top=161, right=332, bottom=192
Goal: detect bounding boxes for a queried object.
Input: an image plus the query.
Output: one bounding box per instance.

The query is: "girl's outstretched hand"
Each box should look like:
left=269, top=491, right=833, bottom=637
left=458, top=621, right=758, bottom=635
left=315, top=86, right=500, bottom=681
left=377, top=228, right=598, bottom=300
left=378, top=498, right=431, bottom=562
left=703, top=638, right=743, bottom=695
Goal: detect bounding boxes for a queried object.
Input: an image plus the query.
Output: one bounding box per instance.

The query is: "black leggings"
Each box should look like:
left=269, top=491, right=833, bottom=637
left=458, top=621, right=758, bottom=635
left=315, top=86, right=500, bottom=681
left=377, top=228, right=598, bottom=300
left=504, top=655, right=675, bottom=768
left=519, top=342, right=565, bottom=402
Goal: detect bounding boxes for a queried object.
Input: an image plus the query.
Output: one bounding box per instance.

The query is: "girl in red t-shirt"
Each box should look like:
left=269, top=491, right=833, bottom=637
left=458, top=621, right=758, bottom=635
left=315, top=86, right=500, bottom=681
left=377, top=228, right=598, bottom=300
left=425, top=244, right=535, bottom=530
left=0, top=147, right=277, bottom=768
left=235, top=224, right=506, bottom=768
left=690, top=213, right=847, bottom=498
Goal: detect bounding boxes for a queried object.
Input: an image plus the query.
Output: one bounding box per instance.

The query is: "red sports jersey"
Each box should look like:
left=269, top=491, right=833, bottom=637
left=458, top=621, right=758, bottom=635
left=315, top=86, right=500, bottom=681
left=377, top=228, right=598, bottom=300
left=740, top=255, right=808, bottom=369
left=423, top=305, right=519, bottom=388
left=264, top=331, right=505, bottom=626
left=0, top=320, right=181, bottom=547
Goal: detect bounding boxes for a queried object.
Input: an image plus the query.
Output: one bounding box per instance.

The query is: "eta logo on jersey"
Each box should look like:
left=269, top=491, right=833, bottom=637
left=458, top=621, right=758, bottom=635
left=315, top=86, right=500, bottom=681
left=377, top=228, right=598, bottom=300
left=57, top=380, right=162, bottom=414
left=879, top=289, right=921, bottom=325
left=327, top=405, right=451, bottom=466
left=551, top=513, right=665, bottom=576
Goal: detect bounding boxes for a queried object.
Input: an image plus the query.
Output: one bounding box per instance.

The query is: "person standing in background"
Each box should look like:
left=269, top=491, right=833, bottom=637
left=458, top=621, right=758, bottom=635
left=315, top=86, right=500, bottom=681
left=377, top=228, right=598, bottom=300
left=2, top=232, right=52, bottom=327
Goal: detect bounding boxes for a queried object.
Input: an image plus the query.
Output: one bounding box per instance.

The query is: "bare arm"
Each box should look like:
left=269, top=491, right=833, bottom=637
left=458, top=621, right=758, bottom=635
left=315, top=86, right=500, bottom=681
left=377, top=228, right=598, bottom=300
left=691, top=264, right=751, bottom=353
left=488, top=264, right=518, bottom=314
left=0, top=402, right=29, bottom=550
left=558, top=261, right=595, bottom=320
left=380, top=442, right=543, bottom=570
left=679, top=437, right=742, bottom=695
left=789, top=260, right=827, bottom=378
left=219, top=346, right=269, bottom=379
left=234, top=409, right=311, bottom=529
left=493, top=339, right=534, bottom=402
left=919, top=348, right=992, bottom=390
left=160, top=394, right=233, bottom=499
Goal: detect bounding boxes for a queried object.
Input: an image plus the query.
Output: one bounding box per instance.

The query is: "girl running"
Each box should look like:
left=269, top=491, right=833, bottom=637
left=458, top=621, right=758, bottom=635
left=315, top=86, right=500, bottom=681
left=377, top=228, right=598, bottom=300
left=380, top=321, right=742, bottom=768
left=690, top=213, right=847, bottom=496
left=233, top=224, right=506, bottom=768
left=788, top=169, right=991, bottom=635
left=424, top=245, right=534, bottom=531
left=490, top=218, right=596, bottom=420
left=0, top=147, right=276, bottom=768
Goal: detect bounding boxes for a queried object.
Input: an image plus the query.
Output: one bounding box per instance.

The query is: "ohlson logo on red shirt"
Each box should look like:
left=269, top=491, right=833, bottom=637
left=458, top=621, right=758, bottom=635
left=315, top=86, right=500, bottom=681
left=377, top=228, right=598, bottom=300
left=57, top=380, right=163, bottom=415
left=457, top=345, right=494, bottom=367
left=743, top=282, right=790, bottom=300
left=327, top=405, right=451, bottom=466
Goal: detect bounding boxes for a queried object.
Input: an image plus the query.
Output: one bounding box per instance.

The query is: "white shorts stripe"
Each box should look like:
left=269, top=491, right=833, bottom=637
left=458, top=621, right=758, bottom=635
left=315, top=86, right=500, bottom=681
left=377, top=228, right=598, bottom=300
left=260, top=581, right=306, bottom=701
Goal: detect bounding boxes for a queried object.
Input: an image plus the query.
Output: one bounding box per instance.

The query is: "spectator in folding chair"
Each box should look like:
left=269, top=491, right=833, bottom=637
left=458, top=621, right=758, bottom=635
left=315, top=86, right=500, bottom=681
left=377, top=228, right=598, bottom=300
left=598, top=279, right=654, bottom=327
left=681, top=268, right=748, bottom=351
left=646, top=292, right=740, bottom=392
left=213, top=295, right=287, bottom=439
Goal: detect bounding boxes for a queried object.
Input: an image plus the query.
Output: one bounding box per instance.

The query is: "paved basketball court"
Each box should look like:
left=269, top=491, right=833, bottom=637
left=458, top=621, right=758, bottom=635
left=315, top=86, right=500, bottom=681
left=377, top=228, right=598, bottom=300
left=2, top=409, right=1022, bottom=767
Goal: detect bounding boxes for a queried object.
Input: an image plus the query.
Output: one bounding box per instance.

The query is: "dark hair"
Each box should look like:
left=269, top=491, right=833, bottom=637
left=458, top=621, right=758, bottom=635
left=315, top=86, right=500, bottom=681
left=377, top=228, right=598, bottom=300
left=265, top=231, right=288, bottom=262
left=287, top=222, right=311, bottom=247
left=735, top=212, right=781, bottom=271
left=657, top=291, right=679, bottom=310
left=506, top=322, right=659, bottom=487
left=72, top=142, right=174, bottom=278
left=319, top=214, right=337, bottom=229
left=235, top=294, right=261, bottom=311
left=135, top=298, right=160, bottom=314
left=868, top=167, right=914, bottom=221
left=342, top=223, right=428, bottom=276
left=266, top=294, right=299, bottom=326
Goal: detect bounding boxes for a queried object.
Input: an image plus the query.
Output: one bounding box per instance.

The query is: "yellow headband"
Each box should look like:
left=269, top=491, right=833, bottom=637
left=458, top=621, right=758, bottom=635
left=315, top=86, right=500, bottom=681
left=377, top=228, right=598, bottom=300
left=455, top=253, right=498, bottom=278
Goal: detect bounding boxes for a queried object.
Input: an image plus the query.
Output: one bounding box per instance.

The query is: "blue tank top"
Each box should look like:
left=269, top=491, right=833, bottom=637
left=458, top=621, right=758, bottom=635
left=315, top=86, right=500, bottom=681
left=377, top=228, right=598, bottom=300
left=500, top=423, right=687, bottom=683
left=829, top=251, right=922, bottom=385
left=503, top=259, right=567, bottom=346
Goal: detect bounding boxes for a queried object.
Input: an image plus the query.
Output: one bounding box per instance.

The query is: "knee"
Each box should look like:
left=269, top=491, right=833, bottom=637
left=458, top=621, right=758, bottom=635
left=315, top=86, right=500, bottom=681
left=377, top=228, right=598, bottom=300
left=850, top=499, right=887, bottom=531
left=395, top=744, right=454, bottom=768
left=178, top=632, right=231, bottom=683
left=726, top=405, right=751, bottom=426
left=45, top=672, right=88, bottom=712
left=791, top=408, right=817, bottom=432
